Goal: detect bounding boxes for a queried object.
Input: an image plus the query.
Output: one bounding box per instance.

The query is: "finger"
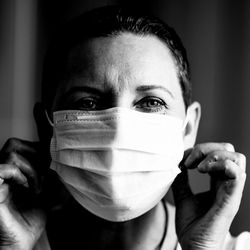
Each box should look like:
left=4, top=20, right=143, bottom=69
left=172, top=170, right=202, bottom=236
left=172, top=169, right=193, bottom=205
left=179, top=148, right=192, bottom=170
left=199, top=159, right=243, bottom=180
left=208, top=161, right=246, bottom=220
left=0, top=164, right=28, bottom=187
left=1, top=138, right=50, bottom=180
left=197, top=151, right=246, bottom=175
left=184, top=143, right=235, bottom=169
left=4, top=152, right=40, bottom=193
left=1, top=138, right=39, bottom=156
left=0, top=164, right=29, bottom=204
left=0, top=183, right=10, bottom=204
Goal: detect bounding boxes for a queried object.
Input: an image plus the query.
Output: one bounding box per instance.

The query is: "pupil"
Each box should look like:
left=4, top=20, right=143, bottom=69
left=85, top=100, right=94, bottom=107
left=149, top=100, right=157, bottom=106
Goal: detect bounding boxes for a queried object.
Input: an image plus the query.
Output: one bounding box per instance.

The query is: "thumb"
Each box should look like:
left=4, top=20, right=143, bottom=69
left=172, top=169, right=193, bottom=207
left=172, top=169, right=197, bottom=237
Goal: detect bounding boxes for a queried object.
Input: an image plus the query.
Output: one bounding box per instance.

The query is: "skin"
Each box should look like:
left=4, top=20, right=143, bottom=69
left=0, top=33, right=246, bottom=250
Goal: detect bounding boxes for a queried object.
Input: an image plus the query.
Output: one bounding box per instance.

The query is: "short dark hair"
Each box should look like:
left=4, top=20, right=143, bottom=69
left=42, top=5, right=192, bottom=111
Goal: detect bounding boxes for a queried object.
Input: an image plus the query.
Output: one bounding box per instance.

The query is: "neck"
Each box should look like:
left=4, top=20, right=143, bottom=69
left=47, top=197, right=167, bottom=250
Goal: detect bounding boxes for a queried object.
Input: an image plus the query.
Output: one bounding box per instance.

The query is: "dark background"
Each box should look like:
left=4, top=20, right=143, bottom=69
left=0, top=0, right=250, bottom=235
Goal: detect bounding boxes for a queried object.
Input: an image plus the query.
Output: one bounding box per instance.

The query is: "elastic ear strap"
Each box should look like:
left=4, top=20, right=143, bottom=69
left=182, top=108, right=189, bottom=131
left=45, top=110, right=54, bottom=127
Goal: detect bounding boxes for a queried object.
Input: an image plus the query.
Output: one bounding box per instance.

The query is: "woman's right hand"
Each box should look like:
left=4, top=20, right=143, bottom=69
left=0, top=138, right=48, bottom=250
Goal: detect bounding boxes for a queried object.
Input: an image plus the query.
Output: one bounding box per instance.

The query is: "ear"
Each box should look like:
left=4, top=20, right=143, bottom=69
left=33, top=102, right=53, bottom=146
left=183, top=101, right=201, bottom=150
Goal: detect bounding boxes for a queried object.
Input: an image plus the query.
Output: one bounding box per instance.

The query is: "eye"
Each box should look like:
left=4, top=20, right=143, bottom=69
left=134, top=96, right=168, bottom=113
left=71, top=97, right=100, bottom=110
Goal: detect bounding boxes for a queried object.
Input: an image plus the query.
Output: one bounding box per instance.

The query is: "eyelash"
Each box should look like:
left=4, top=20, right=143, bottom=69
left=71, top=97, right=100, bottom=110
left=134, top=96, right=168, bottom=112
left=70, top=96, right=168, bottom=113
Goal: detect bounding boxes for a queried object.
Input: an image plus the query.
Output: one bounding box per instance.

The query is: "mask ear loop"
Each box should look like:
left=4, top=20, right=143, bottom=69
left=182, top=111, right=189, bottom=132
left=179, top=110, right=190, bottom=171
left=45, top=110, right=54, bottom=127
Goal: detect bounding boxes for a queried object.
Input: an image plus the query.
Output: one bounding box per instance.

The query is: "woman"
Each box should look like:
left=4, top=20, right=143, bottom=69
left=0, top=6, right=249, bottom=250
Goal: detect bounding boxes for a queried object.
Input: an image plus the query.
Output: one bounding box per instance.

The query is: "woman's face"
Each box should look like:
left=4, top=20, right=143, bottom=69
left=52, top=32, right=186, bottom=120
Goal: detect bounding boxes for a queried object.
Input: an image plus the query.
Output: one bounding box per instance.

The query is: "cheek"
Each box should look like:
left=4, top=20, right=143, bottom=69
left=170, top=98, right=186, bottom=120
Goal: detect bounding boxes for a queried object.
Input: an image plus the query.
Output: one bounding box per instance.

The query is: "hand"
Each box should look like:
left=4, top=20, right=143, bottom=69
left=0, top=138, right=50, bottom=250
left=172, top=143, right=246, bottom=250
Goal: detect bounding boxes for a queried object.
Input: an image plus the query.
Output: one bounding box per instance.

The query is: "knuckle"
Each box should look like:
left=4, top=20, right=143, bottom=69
left=6, top=138, right=19, bottom=147
left=193, top=144, right=203, bottom=156
left=7, top=152, right=17, bottom=163
left=236, top=153, right=246, bottom=171
left=3, top=138, right=20, bottom=153
left=11, top=166, right=19, bottom=177
left=237, top=153, right=246, bottom=163
left=3, top=152, right=20, bottom=166
left=224, top=159, right=232, bottom=166
left=222, top=142, right=235, bottom=152
left=208, top=152, right=219, bottom=162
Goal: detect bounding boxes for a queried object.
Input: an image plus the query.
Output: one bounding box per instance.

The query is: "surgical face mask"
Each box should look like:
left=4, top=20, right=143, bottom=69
left=49, top=107, right=185, bottom=222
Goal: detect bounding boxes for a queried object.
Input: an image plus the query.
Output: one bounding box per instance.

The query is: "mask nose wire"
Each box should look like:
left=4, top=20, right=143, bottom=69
left=45, top=110, right=54, bottom=127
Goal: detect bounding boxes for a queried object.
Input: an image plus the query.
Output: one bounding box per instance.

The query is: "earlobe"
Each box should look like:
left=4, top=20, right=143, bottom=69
left=183, top=101, right=201, bottom=150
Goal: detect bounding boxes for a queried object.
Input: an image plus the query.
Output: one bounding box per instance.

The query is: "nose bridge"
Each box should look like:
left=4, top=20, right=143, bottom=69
left=112, top=108, right=126, bottom=140
left=115, top=91, right=132, bottom=109
left=106, top=106, right=130, bottom=149
left=104, top=64, right=133, bottom=109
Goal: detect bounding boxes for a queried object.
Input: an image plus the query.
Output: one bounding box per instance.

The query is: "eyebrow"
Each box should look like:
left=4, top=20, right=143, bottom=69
left=62, top=85, right=174, bottom=99
left=136, top=85, right=174, bottom=98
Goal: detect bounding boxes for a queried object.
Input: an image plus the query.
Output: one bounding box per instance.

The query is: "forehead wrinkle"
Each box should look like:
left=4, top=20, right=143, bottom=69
left=60, top=34, right=181, bottom=100
left=103, top=62, right=133, bottom=95
left=88, top=35, right=139, bottom=94
left=66, top=40, right=131, bottom=93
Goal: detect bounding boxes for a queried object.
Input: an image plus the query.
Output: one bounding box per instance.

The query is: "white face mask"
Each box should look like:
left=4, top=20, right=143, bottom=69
left=49, top=107, right=185, bottom=222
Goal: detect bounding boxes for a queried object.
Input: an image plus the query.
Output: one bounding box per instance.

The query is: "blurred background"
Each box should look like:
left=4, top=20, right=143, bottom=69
left=0, top=0, right=249, bottom=235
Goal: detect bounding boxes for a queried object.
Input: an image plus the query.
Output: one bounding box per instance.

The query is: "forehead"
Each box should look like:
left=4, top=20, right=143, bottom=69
left=66, top=33, right=178, bottom=85
left=54, top=33, right=184, bottom=110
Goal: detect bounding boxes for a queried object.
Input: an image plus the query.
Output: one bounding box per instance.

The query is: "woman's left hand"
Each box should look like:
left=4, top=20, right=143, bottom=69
left=172, top=142, right=246, bottom=250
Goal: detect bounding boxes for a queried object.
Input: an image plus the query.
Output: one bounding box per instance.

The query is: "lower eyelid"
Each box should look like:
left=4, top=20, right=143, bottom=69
left=135, top=105, right=168, bottom=113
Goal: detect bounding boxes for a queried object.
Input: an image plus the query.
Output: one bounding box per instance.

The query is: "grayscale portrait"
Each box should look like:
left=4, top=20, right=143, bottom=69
left=0, top=1, right=249, bottom=249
